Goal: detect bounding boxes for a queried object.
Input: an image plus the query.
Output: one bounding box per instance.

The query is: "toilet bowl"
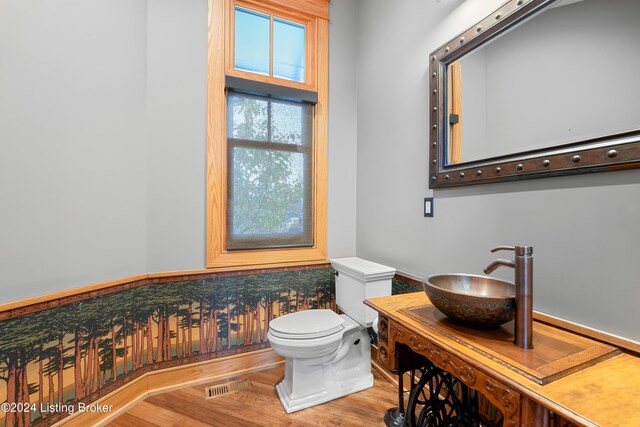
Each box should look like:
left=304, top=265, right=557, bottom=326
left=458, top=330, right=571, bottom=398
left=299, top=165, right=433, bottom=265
left=267, top=258, right=395, bottom=413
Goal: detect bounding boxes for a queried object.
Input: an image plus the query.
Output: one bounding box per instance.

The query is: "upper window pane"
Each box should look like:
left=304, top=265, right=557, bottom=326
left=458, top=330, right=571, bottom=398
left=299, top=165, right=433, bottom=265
left=228, top=92, right=311, bottom=146
left=234, top=7, right=270, bottom=76
left=273, top=18, right=305, bottom=82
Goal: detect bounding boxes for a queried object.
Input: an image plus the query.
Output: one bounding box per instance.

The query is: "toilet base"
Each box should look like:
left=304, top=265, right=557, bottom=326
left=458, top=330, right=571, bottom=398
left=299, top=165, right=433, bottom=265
left=275, top=325, right=374, bottom=413
left=276, top=371, right=373, bottom=413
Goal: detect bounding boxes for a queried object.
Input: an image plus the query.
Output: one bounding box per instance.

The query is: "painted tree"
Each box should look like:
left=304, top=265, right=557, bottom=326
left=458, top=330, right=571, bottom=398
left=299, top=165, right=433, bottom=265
left=36, top=307, right=79, bottom=411
left=168, top=280, right=199, bottom=358
left=197, top=279, right=224, bottom=353
left=0, top=314, right=46, bottom=427
left=41, top=344, right=61, bottom=417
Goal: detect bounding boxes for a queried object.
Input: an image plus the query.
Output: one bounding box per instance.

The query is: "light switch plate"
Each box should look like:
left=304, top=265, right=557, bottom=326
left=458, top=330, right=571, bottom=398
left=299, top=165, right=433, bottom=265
left=424, top=197, right=434, bottom=217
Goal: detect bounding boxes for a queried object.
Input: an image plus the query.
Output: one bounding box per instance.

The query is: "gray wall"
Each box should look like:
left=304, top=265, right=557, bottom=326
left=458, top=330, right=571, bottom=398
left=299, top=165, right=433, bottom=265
left=5, top=0, right=636, bottom=344
left=145, top=0, right=208, bottom=273
left=0, top=0, right=357, bottom=302
left=355, top=0, right=640, bottom=342
left=327, top=0, right=358, bottom=258
left=328, top=0, right=358, bottom=259
left=0, top=0, right=149, bottom=300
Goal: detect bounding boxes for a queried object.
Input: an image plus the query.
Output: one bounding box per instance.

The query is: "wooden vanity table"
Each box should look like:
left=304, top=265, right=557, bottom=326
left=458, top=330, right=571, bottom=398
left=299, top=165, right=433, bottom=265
left=366, top=292, right=640, bottom=426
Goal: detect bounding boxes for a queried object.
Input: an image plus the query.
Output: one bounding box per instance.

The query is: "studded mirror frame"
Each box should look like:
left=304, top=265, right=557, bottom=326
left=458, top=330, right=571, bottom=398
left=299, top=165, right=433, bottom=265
left=428, top=0, right=640, bottom=188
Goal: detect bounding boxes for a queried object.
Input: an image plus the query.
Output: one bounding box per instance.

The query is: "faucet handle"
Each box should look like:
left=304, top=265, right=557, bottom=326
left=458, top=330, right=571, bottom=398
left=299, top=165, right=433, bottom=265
left=491, top=245, right=533, bottom=256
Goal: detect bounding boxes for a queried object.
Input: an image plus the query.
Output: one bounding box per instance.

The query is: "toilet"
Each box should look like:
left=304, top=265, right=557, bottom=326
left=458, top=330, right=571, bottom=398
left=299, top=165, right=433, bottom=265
left=267, top=257, right=396, bottom=413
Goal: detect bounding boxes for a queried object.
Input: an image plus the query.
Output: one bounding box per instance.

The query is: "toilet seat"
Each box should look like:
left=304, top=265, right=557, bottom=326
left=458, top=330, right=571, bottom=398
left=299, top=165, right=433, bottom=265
left=268, top=309, right=345, bottom=339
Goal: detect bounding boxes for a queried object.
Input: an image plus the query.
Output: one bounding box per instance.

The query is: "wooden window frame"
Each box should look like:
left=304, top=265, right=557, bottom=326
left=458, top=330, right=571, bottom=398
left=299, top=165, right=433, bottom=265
left=447, top=61, right=462, bottom=164
left=207, top=0, right=329, bottom=269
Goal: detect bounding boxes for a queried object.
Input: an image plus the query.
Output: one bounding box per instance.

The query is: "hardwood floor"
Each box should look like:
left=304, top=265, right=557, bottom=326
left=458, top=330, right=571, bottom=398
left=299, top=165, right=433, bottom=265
left=106, top=365, right=398, bottom=426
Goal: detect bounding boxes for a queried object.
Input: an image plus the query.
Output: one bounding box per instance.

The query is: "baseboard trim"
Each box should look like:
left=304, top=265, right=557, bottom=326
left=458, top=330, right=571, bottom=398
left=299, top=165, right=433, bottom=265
left=55, top=349, right=284, bottom=427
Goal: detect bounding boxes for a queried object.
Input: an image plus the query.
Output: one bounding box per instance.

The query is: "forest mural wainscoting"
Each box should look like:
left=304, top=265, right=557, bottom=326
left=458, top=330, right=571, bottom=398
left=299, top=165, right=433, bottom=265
left=0, top=264, right=421, bottom=426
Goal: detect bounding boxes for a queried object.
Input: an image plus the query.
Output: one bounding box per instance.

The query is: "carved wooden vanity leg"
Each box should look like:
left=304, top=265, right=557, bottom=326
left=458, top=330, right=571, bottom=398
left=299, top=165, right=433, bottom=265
left=380, top=316, right=405, bottom=427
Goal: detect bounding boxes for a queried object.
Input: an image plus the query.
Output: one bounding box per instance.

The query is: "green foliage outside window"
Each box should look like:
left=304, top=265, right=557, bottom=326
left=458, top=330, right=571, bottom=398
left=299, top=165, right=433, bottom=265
left=227, top=93, right=311, bottom=248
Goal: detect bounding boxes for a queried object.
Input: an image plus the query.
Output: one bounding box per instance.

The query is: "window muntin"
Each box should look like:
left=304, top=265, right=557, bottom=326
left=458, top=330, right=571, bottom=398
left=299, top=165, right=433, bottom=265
left=233, top=6, right=306, bottom=83
left=226, top=92, right=313, bottom=250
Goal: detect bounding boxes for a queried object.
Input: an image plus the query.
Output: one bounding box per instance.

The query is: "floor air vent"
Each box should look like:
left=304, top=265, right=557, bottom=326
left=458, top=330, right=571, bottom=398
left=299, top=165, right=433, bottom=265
left=205, top=377, right=252, bottom=399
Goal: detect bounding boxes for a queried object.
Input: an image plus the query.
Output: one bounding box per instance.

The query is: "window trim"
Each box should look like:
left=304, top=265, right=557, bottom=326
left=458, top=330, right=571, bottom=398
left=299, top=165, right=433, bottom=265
left=207, top=0, right=329, bottom=269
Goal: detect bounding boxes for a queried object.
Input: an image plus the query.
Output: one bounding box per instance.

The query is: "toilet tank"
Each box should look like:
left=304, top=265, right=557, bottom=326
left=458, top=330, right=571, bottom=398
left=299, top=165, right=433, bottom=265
left=331, top=257, right=396, bottom=327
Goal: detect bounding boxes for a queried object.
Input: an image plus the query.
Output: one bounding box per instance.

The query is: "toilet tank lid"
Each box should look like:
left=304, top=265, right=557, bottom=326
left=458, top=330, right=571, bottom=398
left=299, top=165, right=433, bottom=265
left=330, top=257, right=396, bottom=282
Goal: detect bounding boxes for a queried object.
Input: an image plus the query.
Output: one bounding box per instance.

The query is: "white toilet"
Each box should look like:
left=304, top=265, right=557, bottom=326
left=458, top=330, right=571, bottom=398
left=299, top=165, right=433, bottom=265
left=267, top=257, right=396, bottom=413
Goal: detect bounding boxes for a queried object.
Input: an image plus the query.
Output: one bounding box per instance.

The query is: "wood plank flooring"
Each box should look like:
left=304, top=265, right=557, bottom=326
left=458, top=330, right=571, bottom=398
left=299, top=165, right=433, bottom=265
left=106, top=365, right=398, bottom=426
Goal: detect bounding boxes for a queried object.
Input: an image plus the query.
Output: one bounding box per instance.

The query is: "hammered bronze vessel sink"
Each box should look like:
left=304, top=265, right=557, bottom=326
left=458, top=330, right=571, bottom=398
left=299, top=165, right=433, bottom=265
left=424, top=274, right=516, bottom=328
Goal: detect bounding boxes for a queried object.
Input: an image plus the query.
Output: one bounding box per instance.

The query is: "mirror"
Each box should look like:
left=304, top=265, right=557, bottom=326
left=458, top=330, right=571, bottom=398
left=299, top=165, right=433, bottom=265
left=429, top=0, right=640, bottom=188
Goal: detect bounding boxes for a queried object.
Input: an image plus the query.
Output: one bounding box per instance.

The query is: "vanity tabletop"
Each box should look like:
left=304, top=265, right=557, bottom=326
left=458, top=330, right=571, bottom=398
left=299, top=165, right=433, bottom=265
left=365, top=292, right=640, bottom=427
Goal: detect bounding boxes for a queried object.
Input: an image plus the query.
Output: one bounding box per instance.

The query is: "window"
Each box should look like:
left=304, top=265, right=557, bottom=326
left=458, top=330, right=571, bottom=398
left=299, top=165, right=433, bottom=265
left=226, top=92, right=313, bottom=250
left=207, top=0, right=329, bottom=268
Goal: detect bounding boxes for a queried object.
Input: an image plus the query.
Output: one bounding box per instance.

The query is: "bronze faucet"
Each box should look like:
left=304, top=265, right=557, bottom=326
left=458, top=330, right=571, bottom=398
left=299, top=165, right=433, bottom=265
left=484, top=246, right=533, bottom=349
